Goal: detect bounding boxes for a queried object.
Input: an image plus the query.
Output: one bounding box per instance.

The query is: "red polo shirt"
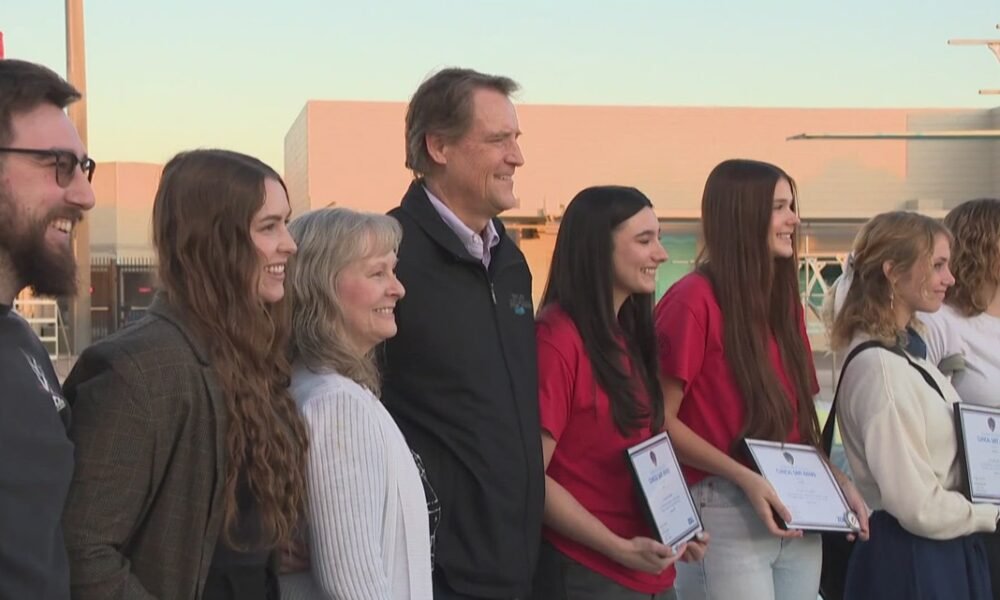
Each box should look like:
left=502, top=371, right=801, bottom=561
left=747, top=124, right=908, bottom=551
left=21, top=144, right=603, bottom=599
left=537, top=305, right=676, bottom=593
left=654, top=272, right=818, bottom=486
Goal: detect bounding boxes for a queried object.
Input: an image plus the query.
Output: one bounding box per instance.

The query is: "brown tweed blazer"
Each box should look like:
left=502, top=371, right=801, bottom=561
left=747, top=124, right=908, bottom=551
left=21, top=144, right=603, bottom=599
left=62, top=295, right=229, bottom=599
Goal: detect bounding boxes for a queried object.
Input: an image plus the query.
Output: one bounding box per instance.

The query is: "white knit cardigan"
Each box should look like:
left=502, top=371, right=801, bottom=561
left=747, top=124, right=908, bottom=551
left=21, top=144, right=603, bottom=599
left=280, top=366, right=432, bottom=600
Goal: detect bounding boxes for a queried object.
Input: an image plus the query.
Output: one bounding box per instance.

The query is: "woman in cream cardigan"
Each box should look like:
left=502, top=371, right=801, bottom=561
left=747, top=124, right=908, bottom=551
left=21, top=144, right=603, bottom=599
left=281, top=208, right=436, bottom=599
left=827, top=211, right=999, bottom=599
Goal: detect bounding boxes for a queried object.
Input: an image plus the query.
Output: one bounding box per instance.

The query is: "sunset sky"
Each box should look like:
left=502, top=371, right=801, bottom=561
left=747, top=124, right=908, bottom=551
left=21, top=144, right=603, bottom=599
left=3, top=1, right=998, bottom=170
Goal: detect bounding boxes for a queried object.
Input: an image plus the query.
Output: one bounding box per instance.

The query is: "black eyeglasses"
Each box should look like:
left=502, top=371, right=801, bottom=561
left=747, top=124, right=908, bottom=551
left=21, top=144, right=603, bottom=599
left=0, top=147, right=96, bottom=188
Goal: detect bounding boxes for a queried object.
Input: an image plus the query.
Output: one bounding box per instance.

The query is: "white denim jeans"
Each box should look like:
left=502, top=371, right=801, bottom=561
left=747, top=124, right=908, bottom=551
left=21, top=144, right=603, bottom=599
left=675, top=476, right=822, bottom=600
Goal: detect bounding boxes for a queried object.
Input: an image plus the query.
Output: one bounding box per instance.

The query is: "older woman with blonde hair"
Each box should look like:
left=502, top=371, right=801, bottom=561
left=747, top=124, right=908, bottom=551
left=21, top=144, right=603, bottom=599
left=280, top=208, right=436, bottom=600
left=825, top=210, right=999, bottom=599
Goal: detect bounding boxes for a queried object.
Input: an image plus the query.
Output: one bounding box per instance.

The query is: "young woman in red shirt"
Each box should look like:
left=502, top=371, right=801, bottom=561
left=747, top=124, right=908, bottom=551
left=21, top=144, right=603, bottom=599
left=532, top=186, right=708, bottom=600
left=655, top=159, right=869, bottom=600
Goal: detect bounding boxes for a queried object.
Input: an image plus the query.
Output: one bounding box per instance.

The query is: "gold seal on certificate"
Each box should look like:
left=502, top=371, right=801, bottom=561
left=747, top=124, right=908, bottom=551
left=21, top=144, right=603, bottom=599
left=625, top=432, right=704, bottom=550
left=743, top=439, right=859, bottom=533
left=954, top=402, right=1000, bottom=505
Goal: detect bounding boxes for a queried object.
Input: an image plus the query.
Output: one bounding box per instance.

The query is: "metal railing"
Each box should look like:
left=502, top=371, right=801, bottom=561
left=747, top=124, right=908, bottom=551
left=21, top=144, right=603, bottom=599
left=12, top=298, right=63, bottom=360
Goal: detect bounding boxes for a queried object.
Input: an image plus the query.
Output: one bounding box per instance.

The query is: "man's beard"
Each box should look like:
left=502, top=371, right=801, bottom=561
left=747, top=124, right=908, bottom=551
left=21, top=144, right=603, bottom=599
left=0, top=187, right=81, bottom=298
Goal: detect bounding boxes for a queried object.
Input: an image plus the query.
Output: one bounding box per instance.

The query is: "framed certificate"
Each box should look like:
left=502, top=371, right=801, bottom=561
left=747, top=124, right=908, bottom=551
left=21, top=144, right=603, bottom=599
left=625, top=432, right=704, bottom=551
left=954, top=402, right=1000, bottom=505
left=743, top=439, right=859, bottom=533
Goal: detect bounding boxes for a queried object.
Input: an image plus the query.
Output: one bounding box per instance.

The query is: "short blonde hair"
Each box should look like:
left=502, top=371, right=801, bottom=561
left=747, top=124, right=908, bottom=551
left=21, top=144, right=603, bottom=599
left=287, top=207, right=402, bottom=393
left=826, top=211, right=951, bottom=349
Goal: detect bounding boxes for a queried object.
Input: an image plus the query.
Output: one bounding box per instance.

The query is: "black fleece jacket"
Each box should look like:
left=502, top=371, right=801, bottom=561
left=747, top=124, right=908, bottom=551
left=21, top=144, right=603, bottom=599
left=383, top=181, right=544, bottom=598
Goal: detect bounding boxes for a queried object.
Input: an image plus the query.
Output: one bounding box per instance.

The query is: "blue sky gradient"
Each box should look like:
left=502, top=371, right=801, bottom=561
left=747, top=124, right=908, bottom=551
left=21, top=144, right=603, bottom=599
left=3, top=1, right=998, bottom=169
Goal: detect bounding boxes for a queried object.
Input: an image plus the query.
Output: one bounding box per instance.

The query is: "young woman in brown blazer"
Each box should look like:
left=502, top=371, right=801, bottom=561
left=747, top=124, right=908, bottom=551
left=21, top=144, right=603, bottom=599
left=62, top=149, right=308, bottom=600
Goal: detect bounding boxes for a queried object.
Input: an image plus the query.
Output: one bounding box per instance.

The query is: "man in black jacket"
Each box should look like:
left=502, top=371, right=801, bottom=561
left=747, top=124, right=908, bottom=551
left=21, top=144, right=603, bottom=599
left=383, top=67, right=543, bottom=600
left=0, top=59, right=96, bottom=600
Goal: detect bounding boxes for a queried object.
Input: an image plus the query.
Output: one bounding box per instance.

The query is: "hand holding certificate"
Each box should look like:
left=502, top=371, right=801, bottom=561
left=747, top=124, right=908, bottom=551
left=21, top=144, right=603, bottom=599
left=743, top=439, right=860, bottom=533
left=954, top=403, right=1000, bottom=504
left=626, top=432, right=705, bottom=551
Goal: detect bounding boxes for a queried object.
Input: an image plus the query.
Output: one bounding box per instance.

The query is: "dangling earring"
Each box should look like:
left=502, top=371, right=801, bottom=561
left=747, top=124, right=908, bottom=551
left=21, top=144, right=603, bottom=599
left=890, top=288, right=895, bottom=311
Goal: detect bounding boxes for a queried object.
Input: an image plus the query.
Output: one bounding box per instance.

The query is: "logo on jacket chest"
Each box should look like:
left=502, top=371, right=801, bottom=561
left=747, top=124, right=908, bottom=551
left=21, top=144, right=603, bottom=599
left=509, top=293, right=532, bottom=316
left=22, top=350, right=68, bottom=413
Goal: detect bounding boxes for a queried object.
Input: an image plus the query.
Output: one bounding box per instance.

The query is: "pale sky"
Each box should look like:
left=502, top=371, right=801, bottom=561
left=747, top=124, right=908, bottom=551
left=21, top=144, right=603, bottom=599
left=3, top=1, right=999, bottom=170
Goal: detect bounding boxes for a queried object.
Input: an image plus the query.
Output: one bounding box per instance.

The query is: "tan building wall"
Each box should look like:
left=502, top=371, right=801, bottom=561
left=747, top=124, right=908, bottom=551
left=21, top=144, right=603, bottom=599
left=282, top=101, right=1000, bottom=306
left=90, top=162, right=162, bottom=259
left=284, top=105, right=311, bottom=218
left=283, top=101, right=411, bottom=216
left=992, top=107, right=1000, bottom=197
left=283, top=101, right=1000, bottom=220
left=88, top=104, right=1000, bottom=309
left=517, top=228, right=558, bottom=310
left=904, top=110, right=997, bottom=212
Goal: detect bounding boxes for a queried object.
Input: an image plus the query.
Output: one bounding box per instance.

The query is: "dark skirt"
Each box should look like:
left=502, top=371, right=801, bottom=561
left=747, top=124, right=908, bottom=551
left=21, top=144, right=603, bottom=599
left=844, top=510, right=992, bottom=600
left=202, top=565, right=278, bottom=600
left=985, top=530, right=1000, bottom=600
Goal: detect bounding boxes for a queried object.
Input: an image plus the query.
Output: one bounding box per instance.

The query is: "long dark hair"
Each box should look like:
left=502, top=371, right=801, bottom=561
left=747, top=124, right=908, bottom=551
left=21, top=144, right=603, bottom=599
left=541, top=185, right=665, bottom=436
left=152, top=149, right=308, bottom=549
left=698, top=159, right=820, bottom=450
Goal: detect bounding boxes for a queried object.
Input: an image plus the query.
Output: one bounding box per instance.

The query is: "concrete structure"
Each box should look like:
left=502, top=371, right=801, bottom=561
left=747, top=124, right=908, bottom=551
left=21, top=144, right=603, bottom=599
left=283, top=101, right=1000, bottom=308
left=284, top=101, right=1000, bottom=219
left=89, top=162, right=162, bottom=259
left=81, top=104, right=1000, bottom=347
left=86, top=162, right=161, bottom=340
left=84, top=105, right=1000, bottom=258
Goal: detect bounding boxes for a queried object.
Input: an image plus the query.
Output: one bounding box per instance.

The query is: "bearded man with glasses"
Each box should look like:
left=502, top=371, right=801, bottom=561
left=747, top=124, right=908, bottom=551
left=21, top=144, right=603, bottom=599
left=0, top=58, right=96, bottom=600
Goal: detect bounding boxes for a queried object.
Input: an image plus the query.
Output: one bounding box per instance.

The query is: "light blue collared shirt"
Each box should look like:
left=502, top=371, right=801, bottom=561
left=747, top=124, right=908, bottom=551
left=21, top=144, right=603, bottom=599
left=424, top=186, right=500, bottom=269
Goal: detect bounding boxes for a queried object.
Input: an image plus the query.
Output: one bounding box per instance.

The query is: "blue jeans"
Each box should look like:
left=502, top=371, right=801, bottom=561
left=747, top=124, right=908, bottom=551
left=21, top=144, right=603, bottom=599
left=675, top=476, right=821, bottom=600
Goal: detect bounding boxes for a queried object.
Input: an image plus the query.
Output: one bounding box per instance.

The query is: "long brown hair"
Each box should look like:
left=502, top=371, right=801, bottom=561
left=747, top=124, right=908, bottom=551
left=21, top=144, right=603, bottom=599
left=152, top=149, right=308, bottom=549
left=540, top=186, right=664, bottom=436
left=827, top=211, right=952, bottom=349
left=943, top=198, right=1000, bottom=317
left=698, top=159, right=820, bottom=450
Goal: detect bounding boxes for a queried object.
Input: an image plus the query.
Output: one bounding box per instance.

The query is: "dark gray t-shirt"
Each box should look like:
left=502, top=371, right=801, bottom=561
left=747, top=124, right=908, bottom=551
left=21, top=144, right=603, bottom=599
left=0, top=304, right=73, bottom=599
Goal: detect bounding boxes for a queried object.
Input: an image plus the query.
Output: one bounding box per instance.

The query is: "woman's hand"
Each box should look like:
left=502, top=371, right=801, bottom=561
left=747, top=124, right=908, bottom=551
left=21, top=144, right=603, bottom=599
left=680, top=532, right=710, bottom=562
left=735, top=471, right=802, bottom=538
left=609, top=536, right=685, bottom=574
left=835, top=472, right=871, bottom=542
